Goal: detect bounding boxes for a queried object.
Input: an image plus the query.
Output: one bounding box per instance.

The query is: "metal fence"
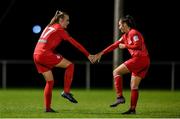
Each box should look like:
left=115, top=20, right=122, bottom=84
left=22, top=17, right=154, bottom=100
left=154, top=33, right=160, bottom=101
left=0, top=60, right=179, bottom=90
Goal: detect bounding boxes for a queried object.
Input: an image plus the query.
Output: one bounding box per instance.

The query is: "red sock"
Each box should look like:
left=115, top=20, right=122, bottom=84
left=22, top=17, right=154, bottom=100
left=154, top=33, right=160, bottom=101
left=64, top=64, right=74, bottom=93
left=44, top=80, right=54, bottom=110
left=130, top=89, right=139, bottom=110
left=114, top=75, right=123, bottom=97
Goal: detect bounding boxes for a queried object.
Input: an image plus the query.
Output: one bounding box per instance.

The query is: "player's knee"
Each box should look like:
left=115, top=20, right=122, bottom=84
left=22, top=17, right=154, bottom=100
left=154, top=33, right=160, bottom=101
left=67, top=63, right=74, bottom=69
left=113, top=70, right=118, bottom=77
left=113, top=70, right=122, bottom=77
left=131, top=83, right=138, bottom=90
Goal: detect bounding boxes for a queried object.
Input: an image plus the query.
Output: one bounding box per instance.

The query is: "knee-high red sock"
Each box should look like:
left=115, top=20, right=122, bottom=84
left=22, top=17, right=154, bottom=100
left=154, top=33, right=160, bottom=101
left=44, top=80, right=54, bottom=110
left=130, top=89, right=139, bottom=110
left=114, top=75, right=123, bottom=97
left=64, top=64, right=74, bottom=93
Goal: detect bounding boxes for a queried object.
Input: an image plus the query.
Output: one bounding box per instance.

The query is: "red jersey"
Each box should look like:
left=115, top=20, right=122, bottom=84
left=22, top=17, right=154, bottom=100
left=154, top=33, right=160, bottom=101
left=34, top=24, right=89, bottom=57
left=102, top=29, right=149, bottom=57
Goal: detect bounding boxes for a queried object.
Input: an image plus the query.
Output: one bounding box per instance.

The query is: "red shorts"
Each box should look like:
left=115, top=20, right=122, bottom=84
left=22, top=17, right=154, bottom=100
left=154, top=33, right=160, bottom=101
left=124, top=56, right=150, bottom=78
left=33, top=53, right=63, bottom=73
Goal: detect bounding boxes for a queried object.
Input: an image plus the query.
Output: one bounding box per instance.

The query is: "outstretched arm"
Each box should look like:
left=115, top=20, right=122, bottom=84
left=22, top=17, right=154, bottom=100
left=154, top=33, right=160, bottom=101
left=67, top=37, right=90, bottom=57
left=101, top=39, right=122, bottom=55
left=59, top=29, right=96, bottom=63
left=68, top=37, right=96, bottom=63
left=92, top=38, right=123, bottom=63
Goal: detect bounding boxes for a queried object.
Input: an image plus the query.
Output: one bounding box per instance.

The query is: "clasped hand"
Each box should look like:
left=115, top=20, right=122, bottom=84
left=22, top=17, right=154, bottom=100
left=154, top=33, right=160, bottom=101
left=88, top=52, right=103, bottom=64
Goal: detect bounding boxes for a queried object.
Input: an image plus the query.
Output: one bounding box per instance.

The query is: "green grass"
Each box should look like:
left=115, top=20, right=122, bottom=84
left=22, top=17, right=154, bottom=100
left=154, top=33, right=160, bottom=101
left=0, top=89, right=180, bottom=118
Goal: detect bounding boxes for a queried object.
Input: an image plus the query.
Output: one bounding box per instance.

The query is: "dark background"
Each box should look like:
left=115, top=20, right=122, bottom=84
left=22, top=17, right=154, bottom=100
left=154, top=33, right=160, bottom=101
left=0, top=0, right=180, bottom=89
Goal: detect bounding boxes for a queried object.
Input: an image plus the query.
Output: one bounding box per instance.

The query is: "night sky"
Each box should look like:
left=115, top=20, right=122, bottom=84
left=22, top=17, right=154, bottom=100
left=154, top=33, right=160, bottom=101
left=0, top=0, right=179, bottom=61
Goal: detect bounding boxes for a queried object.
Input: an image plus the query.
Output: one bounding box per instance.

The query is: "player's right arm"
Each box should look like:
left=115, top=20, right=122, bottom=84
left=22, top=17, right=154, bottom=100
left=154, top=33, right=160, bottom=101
left=101, top=37, right=123, bottom=55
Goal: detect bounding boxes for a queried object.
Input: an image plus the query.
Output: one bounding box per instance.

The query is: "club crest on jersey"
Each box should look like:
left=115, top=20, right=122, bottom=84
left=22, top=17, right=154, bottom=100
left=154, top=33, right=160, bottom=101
left=133, top=35, right=139, bottom=42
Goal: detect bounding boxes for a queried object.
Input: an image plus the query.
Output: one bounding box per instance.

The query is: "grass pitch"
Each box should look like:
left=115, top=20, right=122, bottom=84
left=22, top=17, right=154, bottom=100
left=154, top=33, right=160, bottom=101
left=0, top=89, right=180, bottom=118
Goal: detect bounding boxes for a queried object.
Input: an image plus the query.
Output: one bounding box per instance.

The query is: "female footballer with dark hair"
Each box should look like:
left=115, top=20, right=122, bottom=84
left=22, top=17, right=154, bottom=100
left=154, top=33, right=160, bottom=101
left=33, top=10, right=94, bottom=112
left=93, top=15, right=150, bottom=114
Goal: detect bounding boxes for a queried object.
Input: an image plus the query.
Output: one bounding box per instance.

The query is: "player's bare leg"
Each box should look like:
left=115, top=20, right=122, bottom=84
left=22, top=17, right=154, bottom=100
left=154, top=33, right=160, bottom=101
left=55, top=58, right=78, bottom=103
left=110, top=63, right=130, bottom=107
left=42, top=70, right=56, bottom=112
left=122, top=75, right=142, bottom=114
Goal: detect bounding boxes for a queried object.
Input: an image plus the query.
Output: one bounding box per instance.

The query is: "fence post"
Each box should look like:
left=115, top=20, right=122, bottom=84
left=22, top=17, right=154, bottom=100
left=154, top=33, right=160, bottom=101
left=171, top=62, right=175, bottom=91
left=2, top=60, right=7, bottom=89
left=86, top=62, right=90, bottom=90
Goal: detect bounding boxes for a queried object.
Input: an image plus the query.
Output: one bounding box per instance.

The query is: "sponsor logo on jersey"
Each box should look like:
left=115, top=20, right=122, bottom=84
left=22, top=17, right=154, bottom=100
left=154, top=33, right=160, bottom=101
left=38, top=39, right=47, bottom=43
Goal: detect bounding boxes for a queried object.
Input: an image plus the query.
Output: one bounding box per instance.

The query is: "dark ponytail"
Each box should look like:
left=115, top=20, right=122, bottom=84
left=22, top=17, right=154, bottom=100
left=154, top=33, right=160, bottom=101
left=120, top=15, right=136, bottom=28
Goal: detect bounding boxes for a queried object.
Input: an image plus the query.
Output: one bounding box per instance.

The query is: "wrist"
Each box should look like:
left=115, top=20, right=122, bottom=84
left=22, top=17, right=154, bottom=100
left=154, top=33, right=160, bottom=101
left=100, top=52, right=103, bottom=56
left=87, top=54, right=90, bottom=58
